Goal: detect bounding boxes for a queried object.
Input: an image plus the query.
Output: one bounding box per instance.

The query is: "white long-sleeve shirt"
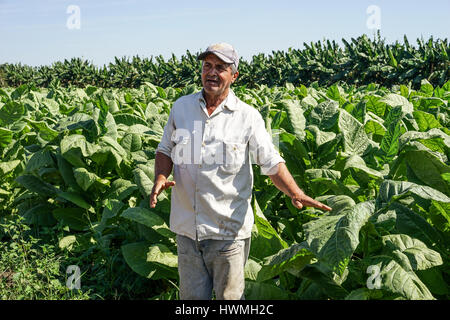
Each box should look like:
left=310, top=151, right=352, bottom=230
left=156, top=89, right=285, bottom=241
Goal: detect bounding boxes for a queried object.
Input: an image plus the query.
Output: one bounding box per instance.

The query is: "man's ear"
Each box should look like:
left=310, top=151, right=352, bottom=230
left=232, top=71, right=239, bottom=84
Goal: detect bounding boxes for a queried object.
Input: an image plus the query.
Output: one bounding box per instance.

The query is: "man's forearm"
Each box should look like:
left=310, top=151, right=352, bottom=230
left=268, top=162, right=304, bottom=198
left=154, top=151, right=173, bottom=181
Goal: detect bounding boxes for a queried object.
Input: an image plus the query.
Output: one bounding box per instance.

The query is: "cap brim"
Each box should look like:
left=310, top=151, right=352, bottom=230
left=198, top=50, right=234, bottom=64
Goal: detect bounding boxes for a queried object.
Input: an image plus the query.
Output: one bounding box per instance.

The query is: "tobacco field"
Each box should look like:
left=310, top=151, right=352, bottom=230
left=0, top=36, right=449, bottom=300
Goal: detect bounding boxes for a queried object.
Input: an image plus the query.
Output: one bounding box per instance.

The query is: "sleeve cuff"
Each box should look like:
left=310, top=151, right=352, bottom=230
left=155, top=146, right=172, bottom=159
left=260, top=156, right=285, bottom=175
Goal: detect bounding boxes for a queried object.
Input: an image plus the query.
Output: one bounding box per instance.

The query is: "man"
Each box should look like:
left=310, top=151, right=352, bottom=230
left=150, top=43, right=331, bottom=300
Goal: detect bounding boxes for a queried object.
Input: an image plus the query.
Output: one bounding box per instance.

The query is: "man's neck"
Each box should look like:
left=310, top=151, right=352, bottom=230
left=203, top=88, right=229, bottom=109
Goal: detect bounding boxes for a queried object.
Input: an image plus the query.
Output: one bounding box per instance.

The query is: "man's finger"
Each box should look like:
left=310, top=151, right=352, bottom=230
left=164, top=181, right=176, bottom=189
left=292, top=199, right=303, bottom=209
left=150, top=190, right=159, bottom=208
left=150, top=180, right=176, bottom=208
left=150, top=183, right=163, bottom=208
left=300, top=196, right=332, bottom=211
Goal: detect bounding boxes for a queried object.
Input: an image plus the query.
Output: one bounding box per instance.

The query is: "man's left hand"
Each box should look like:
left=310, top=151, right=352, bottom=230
left=291, top=193, right=332, bottom=211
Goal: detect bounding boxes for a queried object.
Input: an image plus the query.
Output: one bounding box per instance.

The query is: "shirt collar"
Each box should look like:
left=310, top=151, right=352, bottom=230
left=198, top=89, right=239, bottom=111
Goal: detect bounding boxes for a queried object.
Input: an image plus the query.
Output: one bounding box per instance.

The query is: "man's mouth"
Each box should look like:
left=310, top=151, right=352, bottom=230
left=206, top=79, right=219, bottom=86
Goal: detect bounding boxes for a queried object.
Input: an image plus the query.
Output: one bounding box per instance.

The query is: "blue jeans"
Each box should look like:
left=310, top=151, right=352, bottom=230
left=176, top=234, right=251, bottom=300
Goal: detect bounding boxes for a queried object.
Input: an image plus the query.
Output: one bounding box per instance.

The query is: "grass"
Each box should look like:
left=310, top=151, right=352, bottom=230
left=0, top=215, right=90, bottom=299
left=0, top=214, right=178, bottom=300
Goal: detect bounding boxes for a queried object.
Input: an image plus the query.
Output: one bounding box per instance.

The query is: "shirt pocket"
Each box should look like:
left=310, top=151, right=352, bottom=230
left=219, top=141, right=247, bottom=175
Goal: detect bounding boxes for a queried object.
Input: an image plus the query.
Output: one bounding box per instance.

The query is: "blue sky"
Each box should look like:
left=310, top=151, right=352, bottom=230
left=1, top=0, right=449, bottom=67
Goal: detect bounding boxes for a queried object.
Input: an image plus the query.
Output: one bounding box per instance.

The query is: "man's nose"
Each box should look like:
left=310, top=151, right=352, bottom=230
left=207, top=66, right=219, bottom=76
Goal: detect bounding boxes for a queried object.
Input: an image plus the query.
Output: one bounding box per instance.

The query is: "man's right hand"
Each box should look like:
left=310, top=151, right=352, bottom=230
left=150, top=176, right=175, bottom=208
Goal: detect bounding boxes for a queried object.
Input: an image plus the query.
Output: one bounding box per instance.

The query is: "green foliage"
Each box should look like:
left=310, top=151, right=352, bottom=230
left=0, top=34, right=448, bottom=89
left=0, top=215, right=90, bottom=299
left=1, top=78, right=449, bottom=300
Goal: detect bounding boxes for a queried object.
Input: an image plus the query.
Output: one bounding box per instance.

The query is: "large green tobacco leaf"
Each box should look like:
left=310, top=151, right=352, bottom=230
left=365, top=95, right=386, bottom=118
left=381, top=234, right=443, bottom=271
left=305, top=125, right=337, bottom=147
left=304, top=168, right=341, bottom=180
left=326, top=85, right=346, bottom=105
left=323, top=195, right=356, bottom=214
left=343, top=154, right=384, bottom=181
left=114, top=113, right=148, bottom=127
left=56, top=154, right=81, bottom=192
left=16, top=174, right=58, bottom=197
left=413, top=111, right=442, bottom=132
left=10, top=84, right=28, bottom=100
left=244, top=281, right=295, bottom=300
left=58, top=113, right=99, bottom=137
left=0, top=101, right=25, bottom=125
left=121, top=242, right=178, bottom=280
left=251, top=243, right=314, bottom=281
left=52, top=207, right=90, bottom=231
left=303, top=201, right=375, bottom=275
left=280, top=99, right=306, bottom=140
left=383, top=105, right=404, bottom=128
left=25, top=149, right=54, bottom=173
left=91, top=146, right=123, bottom=173
left=133, top=164, right=155, bottom=198
left=368, top=256, right=435, bottom=300
left=56, top=191, right=94, bottom=212
left=364, top=119, right=386, bottom=142
left=309, top=100, right=339, bottom=131
left=380, top=121, right=402, bottom=161
left=0, top=128, right=13, bottom=147
left=297, top=264, right=349, bottom=299
left=416, top=268, right=449, bottom=296
left=26, top=119, right=59, bottom=141
left=250, top=197, right=288, bottom=260
left=121, top=207, right=174, bottom=239
left=60, top=134, right=100, bottom=168
left=399, top=128, right=450, bottom=151
left=308, top=177, right=357, bottom=198
left=22, top=204, right=57, bottom=227
left=0, top=160, right=21, bottom=175
left=73, top=167, right=109, bottom=191
left=95, top=199, right=125, bottom=233
left=100, top=135, right=127, bottom=159
left=104, top=178, right=138, bottom=201
left=41, top=98, right=60, bottom=116
left=316, top=133, right=342, bottom=168
left=380, top=94, right=414, bottom=114
left=278, top=131, right=309, bottom=177
left=404, top=150, right=450, bottom=195
left=377, top=180, right=450, bottom=208
left=121, top=133, right=142, bottom=152
left=389, top=202, right=445, bottom=249
left=338, top=109, right=370, bottom=156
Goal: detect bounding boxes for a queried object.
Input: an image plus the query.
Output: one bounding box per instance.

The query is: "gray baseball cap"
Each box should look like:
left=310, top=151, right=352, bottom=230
left=198, top=43, right=239, bottom=71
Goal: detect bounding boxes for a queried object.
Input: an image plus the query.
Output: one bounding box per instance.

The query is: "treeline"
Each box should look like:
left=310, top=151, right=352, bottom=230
left=1, top=34, right=449, bottom=89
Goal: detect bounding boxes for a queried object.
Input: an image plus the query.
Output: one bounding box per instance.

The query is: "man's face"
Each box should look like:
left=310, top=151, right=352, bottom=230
left=201, top=54, right=238, bottom=97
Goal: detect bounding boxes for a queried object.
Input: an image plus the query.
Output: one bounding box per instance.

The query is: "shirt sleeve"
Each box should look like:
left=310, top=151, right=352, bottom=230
left=155, top=105, right=176, bottom=158
left=248, top=110, right=285, bottom=175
